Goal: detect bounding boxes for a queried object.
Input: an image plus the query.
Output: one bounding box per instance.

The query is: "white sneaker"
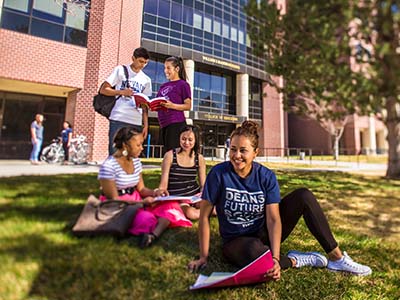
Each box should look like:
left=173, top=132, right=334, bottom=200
left=287, top=250, right=328, bottom=268
left=327, top=251, right=372, bottom=276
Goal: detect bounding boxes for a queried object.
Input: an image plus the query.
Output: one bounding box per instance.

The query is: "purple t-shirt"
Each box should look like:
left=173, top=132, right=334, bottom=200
left=156, top=79, right=191, bottom=128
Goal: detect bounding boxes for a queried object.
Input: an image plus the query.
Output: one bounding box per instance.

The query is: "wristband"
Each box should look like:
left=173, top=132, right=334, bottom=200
left=272, top=256, right=280, bottom=262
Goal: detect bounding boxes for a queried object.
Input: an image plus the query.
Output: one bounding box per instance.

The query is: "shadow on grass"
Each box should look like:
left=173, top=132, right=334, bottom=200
left=276, top=170, right=400, bottom=242
left=1, top=172, right=400, bottom=299
left=1, top=229, right=398, bottom=300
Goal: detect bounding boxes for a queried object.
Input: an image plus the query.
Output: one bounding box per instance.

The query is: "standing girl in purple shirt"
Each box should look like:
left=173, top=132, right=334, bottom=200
left=157, top=57, right=191, bottom=154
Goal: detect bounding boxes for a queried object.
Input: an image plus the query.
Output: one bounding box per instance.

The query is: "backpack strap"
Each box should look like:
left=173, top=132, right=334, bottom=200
left=122, top=65, right=130, bottom=88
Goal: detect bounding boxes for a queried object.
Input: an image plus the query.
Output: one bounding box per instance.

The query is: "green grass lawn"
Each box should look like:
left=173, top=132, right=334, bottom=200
left=0, top=168, right=399, bottom=300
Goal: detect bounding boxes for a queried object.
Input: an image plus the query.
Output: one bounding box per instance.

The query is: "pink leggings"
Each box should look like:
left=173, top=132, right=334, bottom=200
left=99, top=190, right=192, bottom=235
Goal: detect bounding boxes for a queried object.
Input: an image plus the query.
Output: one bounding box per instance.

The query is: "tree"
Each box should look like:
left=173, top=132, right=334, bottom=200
left=246, top=0, right=400, bottom=178
left=355, top=0, right=400, bottom=178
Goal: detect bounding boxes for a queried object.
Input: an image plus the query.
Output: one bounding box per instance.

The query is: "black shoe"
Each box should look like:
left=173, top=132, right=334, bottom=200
left=139, top=233, right=156, bottom=248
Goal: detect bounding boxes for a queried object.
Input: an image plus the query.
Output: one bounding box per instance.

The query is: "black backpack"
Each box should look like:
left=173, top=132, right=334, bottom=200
left=93, top=65, right=129, bottom=118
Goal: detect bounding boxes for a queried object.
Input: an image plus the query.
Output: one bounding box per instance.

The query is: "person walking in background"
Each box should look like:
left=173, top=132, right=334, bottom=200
left=30, top=114, right=44, bottom=165
left=188, top=120, right=372, bottom=278
left=61, top=121, right=73, bottom=165
left=157, top=56, right=191, bottom=155
left=99, top=47, right=152, bottom=155
left=159, top=125, right=206, bottom=220
left=224, top=136, right=231, bottom=161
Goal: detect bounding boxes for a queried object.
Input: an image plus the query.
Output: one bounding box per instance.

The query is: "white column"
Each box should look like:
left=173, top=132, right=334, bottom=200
left=368, top=115, right=377, bottom=155
left=236, top=73, right=249, bottom=118
left=183, top=59, right=195, bottom=125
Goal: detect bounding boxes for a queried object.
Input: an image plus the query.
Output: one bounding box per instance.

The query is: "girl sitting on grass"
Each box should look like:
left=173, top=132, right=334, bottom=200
left=188, top=121, right=372, bottom=279
left=158, top=125, right=206, bottom=220
left=98, top=127, right=192, bottom=248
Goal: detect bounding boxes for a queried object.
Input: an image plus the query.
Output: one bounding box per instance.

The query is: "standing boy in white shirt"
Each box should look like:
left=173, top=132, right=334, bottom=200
left=100, top=47, right=152, bottom=155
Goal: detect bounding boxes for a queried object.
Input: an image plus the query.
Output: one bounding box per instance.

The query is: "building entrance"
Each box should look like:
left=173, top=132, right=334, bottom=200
left=194, top=121, right=235, bottom=158
left=0, top=92, right=66, bottom=159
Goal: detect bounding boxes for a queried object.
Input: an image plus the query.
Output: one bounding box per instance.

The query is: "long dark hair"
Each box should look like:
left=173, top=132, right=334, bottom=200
left=178, top=125, right=200, bottom=157
left=165, top=56, right=187, bottom=81
left=113, top=127, right=141, bottom=149
left=230, top=121, right=259, bottom=150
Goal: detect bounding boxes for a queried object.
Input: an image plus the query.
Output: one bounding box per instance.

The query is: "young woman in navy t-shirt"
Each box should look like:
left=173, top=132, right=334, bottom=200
left=188, top=121, right=371, bottom=278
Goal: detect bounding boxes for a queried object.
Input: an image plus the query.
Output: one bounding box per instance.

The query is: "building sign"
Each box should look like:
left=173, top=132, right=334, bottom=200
left=202, top=56, right=241, bottom=71
left=193, top=111, right=246, bottom=123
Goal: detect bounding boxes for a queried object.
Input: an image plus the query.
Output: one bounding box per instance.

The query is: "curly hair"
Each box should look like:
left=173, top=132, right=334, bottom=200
left=230, top=120, right=259, bottom=150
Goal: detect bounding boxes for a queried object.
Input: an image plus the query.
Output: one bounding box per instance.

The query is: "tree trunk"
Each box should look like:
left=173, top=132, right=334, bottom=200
left=385, top=97, right=400, bottom=179
left=333, top=136, right=340, bottom=160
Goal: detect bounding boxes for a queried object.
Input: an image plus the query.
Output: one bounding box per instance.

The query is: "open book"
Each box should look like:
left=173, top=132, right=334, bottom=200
left=133, top=93, right=168, bottom=111
left=154, top=195, right=202, bottom=204
left=190, top=250, right=274, bottom=290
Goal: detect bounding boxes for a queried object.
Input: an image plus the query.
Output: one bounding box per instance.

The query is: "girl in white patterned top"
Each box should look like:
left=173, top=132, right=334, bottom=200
left=98, top=127, right=192, bottom=248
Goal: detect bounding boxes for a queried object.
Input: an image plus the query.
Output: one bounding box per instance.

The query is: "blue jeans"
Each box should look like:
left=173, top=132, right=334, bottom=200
left=109, top=120, right=142, bottom=155
left=30, top=138, right=42, bottom=161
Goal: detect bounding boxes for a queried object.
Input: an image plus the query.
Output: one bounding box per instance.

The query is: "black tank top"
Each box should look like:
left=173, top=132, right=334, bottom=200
left=167, top=149, right=200, bottom=196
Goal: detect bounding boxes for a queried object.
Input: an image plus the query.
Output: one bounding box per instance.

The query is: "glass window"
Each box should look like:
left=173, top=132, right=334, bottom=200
left=0, top=11, right=29, bottom=33
left=213, top=20, right=221, bottom=35
left=205, top=4, right=213, bottom=15
left=246, top=34, right=251, bottom=47
left=193, top=13, right=202, bottom=29
left=144, top=13, right=156, bottom=24
left=65, top=2, right=86, bottom=30
left=158, top=17, right=169, bottom=28
left=143, top=31, right=155, bottom=40
left=211, top=73, right=223, bottom=93
left=31, top=19, right=63, bottom=41
left=231, top=27, right=237, bottom=41
left=204, top=16, right=212, bottom=32
left=1, top=0, right=89, bottom=47
left=4, top=0, right=29, bottom=13
left=144, top=0, right=158, bottom=14
left=158, top=0, right=170, bottom=19
left=222, top=23, right=229, bottom=38
left=249, top=78, right=263, bottom=120
left=65, top=27, right=87, bottom=46
left=33, top=0, right=63, bottom=17
left=170, top=21, right=182, bottom=31
left=171, top=3, right=182, bottom=22
left=183, top=7, right=193, bottom=25
left=238, top=30, right=244, bottom=44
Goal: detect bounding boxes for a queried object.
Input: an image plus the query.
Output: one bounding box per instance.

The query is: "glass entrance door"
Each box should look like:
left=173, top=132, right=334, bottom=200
left=0, top=92, right=66, bottom=159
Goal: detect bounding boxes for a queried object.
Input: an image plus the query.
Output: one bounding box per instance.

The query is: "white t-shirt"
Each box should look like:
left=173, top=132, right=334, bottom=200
left=106, top=65, right=152, bottom=126
left=98, top=156, right=142, bottom=190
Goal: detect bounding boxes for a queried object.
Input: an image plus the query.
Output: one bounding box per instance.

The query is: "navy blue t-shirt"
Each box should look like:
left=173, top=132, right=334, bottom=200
left=61, top=128, right=72, bottom=143
left=202, top=161, right=281, bottom=242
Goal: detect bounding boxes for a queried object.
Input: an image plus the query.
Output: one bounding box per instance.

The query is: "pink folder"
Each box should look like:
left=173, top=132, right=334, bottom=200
left=190, top=250, right=274, bottom=290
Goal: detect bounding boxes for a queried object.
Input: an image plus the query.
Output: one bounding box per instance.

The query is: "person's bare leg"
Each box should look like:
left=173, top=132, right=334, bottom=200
left=327, top=247, right=343, bottom=261
left=182, top=205, right=200, bottom=220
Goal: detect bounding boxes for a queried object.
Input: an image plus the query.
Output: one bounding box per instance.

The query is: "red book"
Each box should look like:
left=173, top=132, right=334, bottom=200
left=133, top=93, right=168, bottom=111
left=189, top=250, right=274, bottom=290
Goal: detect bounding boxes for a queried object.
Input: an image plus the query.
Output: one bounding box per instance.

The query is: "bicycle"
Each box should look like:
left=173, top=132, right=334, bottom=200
left=69, top=134, right=90, bottom=164
left=40, top=137, right=65, bottom=164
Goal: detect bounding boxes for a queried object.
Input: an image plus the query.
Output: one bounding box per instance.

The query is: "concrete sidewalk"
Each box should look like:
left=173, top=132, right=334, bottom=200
left=0, top=158, right=387, bottom=178
left=0, top=160, right=160, bottom=178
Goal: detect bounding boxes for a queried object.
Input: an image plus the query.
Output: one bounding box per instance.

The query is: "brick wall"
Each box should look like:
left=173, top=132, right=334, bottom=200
left=0, top=29, right=86, bottom=88
left=259, top=77, right=287, bottom=156
left=73, top=0, right=144, bottom=162
left=288, top=114, right=332, bottom=154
